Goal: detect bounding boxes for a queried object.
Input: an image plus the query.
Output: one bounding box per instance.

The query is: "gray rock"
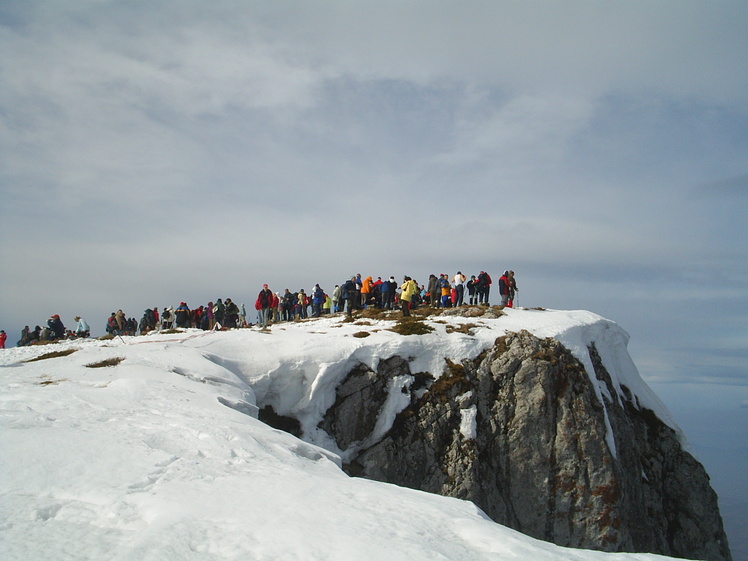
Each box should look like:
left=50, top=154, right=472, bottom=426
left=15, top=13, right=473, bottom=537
left=315, top=330, right=731, bottom=560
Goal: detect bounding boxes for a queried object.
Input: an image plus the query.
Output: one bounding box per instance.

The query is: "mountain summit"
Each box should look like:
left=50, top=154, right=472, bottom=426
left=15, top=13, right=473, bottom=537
left=1, top=307, right=731, bottom=560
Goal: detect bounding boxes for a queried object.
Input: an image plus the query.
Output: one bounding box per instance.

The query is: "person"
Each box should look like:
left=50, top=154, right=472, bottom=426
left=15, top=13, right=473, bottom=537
left=200, top=306, right=210, bottom=330
left=439, top=274, right=451, bottom=308
left=312, top=284, right=325, bottom=317
left=427, top=274, right=439, bottom=307
left=106, top=313, right=118, bottom=335
left=342, top=277, right=357, bottom=317
left=297, top=289, right=308, bottom=319
left=17, top=326, right=30, bottom=346
left=477, top=271, right=492, bottom=305
left=0, top=330, right=6, bottom=349
left=467, top=275, right=478, bottom=305
left=29, top=326, right=41, bottom=344
left=256, top=284, right=274, bottom=329
left=499, top=270, right=510, bottom=306
left=385, top=276, right=397, bottom=309
left=225, top=298, right=240, bottom=328
left=354, top=274, right=363, bottom=308
left=114, top=310, right=126, bottom=333
left=174, top=303, right=190, bottom=328
left=139, top=310, right=154, bottom=334
left=453, top=271, right=466, bottom=306
left=332, top=285, right=342, bottom=313
left=213, top=298, right=225, bottom=327
left=161, top=306, right=174, bottom=329
left=281, top=289, right=294, bottom=321
left=74, top=316, right=90, bottom=338
left=48, top=314, right=66, bottom=339
left=508, top=270, right=518, bottom=308
left=400, top=276, right=417, bottom=317
left=323, top=293, right=332, bottom=314
left=240, top=302, right=248, bottom=326
left=360, top=275, right=373, bottom=308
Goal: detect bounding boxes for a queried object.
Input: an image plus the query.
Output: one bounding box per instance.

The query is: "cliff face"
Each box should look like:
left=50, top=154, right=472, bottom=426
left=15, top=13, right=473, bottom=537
left=314, top=329, right=731, bottom=560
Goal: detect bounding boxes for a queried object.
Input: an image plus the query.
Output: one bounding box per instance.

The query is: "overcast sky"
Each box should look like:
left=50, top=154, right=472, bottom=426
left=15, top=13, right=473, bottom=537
left=1, top=0, right=747, bottom=554
left=3, top=1, right=747, bottom=376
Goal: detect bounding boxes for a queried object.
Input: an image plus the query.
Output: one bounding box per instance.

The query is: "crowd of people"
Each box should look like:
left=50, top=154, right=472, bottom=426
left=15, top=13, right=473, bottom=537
left=6, top=269, right=518, bottom=346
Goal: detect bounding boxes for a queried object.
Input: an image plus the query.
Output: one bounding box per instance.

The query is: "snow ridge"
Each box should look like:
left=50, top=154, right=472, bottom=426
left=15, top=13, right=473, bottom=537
left=0, top=308, right=684, bottom=561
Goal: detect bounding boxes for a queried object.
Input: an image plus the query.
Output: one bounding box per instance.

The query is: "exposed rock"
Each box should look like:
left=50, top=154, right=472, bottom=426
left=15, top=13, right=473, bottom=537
left=317, top=330, right=731, bottom=560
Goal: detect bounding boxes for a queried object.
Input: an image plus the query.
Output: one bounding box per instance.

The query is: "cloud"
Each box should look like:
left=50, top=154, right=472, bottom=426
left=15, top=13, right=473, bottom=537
left=1, top=1, right=747, bottom=400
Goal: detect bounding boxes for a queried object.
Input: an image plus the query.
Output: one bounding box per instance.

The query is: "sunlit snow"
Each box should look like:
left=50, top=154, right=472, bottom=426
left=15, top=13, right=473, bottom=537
left=1, top=308, right=684, bottom=560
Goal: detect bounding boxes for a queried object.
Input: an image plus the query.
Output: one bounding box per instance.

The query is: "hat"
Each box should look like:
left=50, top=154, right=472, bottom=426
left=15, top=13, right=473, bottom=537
left=263, top=284, right=268, bottom=288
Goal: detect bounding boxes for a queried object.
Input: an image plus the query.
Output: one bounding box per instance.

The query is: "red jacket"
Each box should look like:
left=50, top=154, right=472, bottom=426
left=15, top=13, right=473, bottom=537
left=499, top=274, right=509, bottom=295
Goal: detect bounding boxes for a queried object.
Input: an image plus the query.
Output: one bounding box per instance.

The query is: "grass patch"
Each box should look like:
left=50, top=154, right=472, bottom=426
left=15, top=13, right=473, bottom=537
left=38, top=377, right=67, bottom=386
left=427, top=358, right=471, bottom=402
left=352, top=331, right=371, bottom=338
left=358, top=308, right=390, bottom=320
left=390, top=318, right=434, bottom=336
left=25, top=349, right=77, bottom=363
left=86, top=357, right=125, bottom=368
left=413, top=307, right=443, bottom=318
left=445, top=322, right=479, bottom=335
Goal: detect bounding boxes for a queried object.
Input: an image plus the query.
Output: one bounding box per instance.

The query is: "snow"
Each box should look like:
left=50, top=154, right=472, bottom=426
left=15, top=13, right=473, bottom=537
left=0, top=308, right=684, bottom=561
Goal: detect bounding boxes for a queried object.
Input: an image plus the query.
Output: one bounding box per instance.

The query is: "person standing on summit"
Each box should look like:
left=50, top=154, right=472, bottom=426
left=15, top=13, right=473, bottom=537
left=453, top=271, right=466, bottom=306
left=507, top=270, right=519, bottom=308
left=499, top=271, right=510, bottom=307
left=400, top=276, right=417, bottom=317
left=256, top=284, right=274, bottom=330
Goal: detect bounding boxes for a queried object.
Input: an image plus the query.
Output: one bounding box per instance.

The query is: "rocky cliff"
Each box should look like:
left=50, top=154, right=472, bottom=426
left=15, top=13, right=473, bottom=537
left=263, top=309, right=731, bottom=560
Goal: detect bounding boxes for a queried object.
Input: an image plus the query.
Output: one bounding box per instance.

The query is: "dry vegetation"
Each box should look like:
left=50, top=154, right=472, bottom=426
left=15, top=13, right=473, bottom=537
left=85, top=357, right=125, bottom=368
left=24, top=349, right=78, bottom=362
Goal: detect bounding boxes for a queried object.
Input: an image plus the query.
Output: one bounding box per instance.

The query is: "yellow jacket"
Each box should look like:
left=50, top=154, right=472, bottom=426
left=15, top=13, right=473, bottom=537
left=400, top=279, right=417, bottom=302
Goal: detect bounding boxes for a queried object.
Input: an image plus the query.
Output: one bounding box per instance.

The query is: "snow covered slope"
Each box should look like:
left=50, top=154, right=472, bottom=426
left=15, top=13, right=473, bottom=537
left=1, top=309, right=685, bottom=560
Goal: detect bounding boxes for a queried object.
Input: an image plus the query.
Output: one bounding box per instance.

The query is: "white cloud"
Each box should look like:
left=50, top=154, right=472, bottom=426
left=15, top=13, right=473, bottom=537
left=1, top=0, right=746, bottom=403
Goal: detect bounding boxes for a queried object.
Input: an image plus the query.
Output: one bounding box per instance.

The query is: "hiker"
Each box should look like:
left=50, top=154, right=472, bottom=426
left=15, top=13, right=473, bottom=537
left=453, top=271, right=466, bottom=306
left=499, top=271, right=510, bottom=306
left=477, top=271, right=492, bottom=305
left=400, top=276, right=417, bottom=317
left=332, top=285, right=342, bottom=313
left=74, top=316, right=90, bottom=338
left=439, top=274, right=452, bottom=308
left=508, top=270, right=519, bottom=308
left=47, top=314, right=66, bottom=339
left=256, top=284, right=273, bottom=329
left=0, top=330, right=6, bottom=349
left=225, top=298, right=240, bottom=328
left=139, top=310, right=154, bottom=334
left=361, top=276, right=373, bottom=308
left=386, top=277, right=398, bottom=309
left=312, top=284, right=325, bottom=317
left=161, top=307, right=174, bottom=329
left=174, top=303, right=190, bottom=328
left=342, top=277, right=357, bottom=316
left=424, top=274, right=437, bottom=307
left=466, top=275, right=477, bottom=305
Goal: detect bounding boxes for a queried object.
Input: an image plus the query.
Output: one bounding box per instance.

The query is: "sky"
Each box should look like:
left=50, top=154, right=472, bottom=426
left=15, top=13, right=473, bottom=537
left=0, top=310, right=722, bottom=561
left=1, top=1, right=747, bottom=552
